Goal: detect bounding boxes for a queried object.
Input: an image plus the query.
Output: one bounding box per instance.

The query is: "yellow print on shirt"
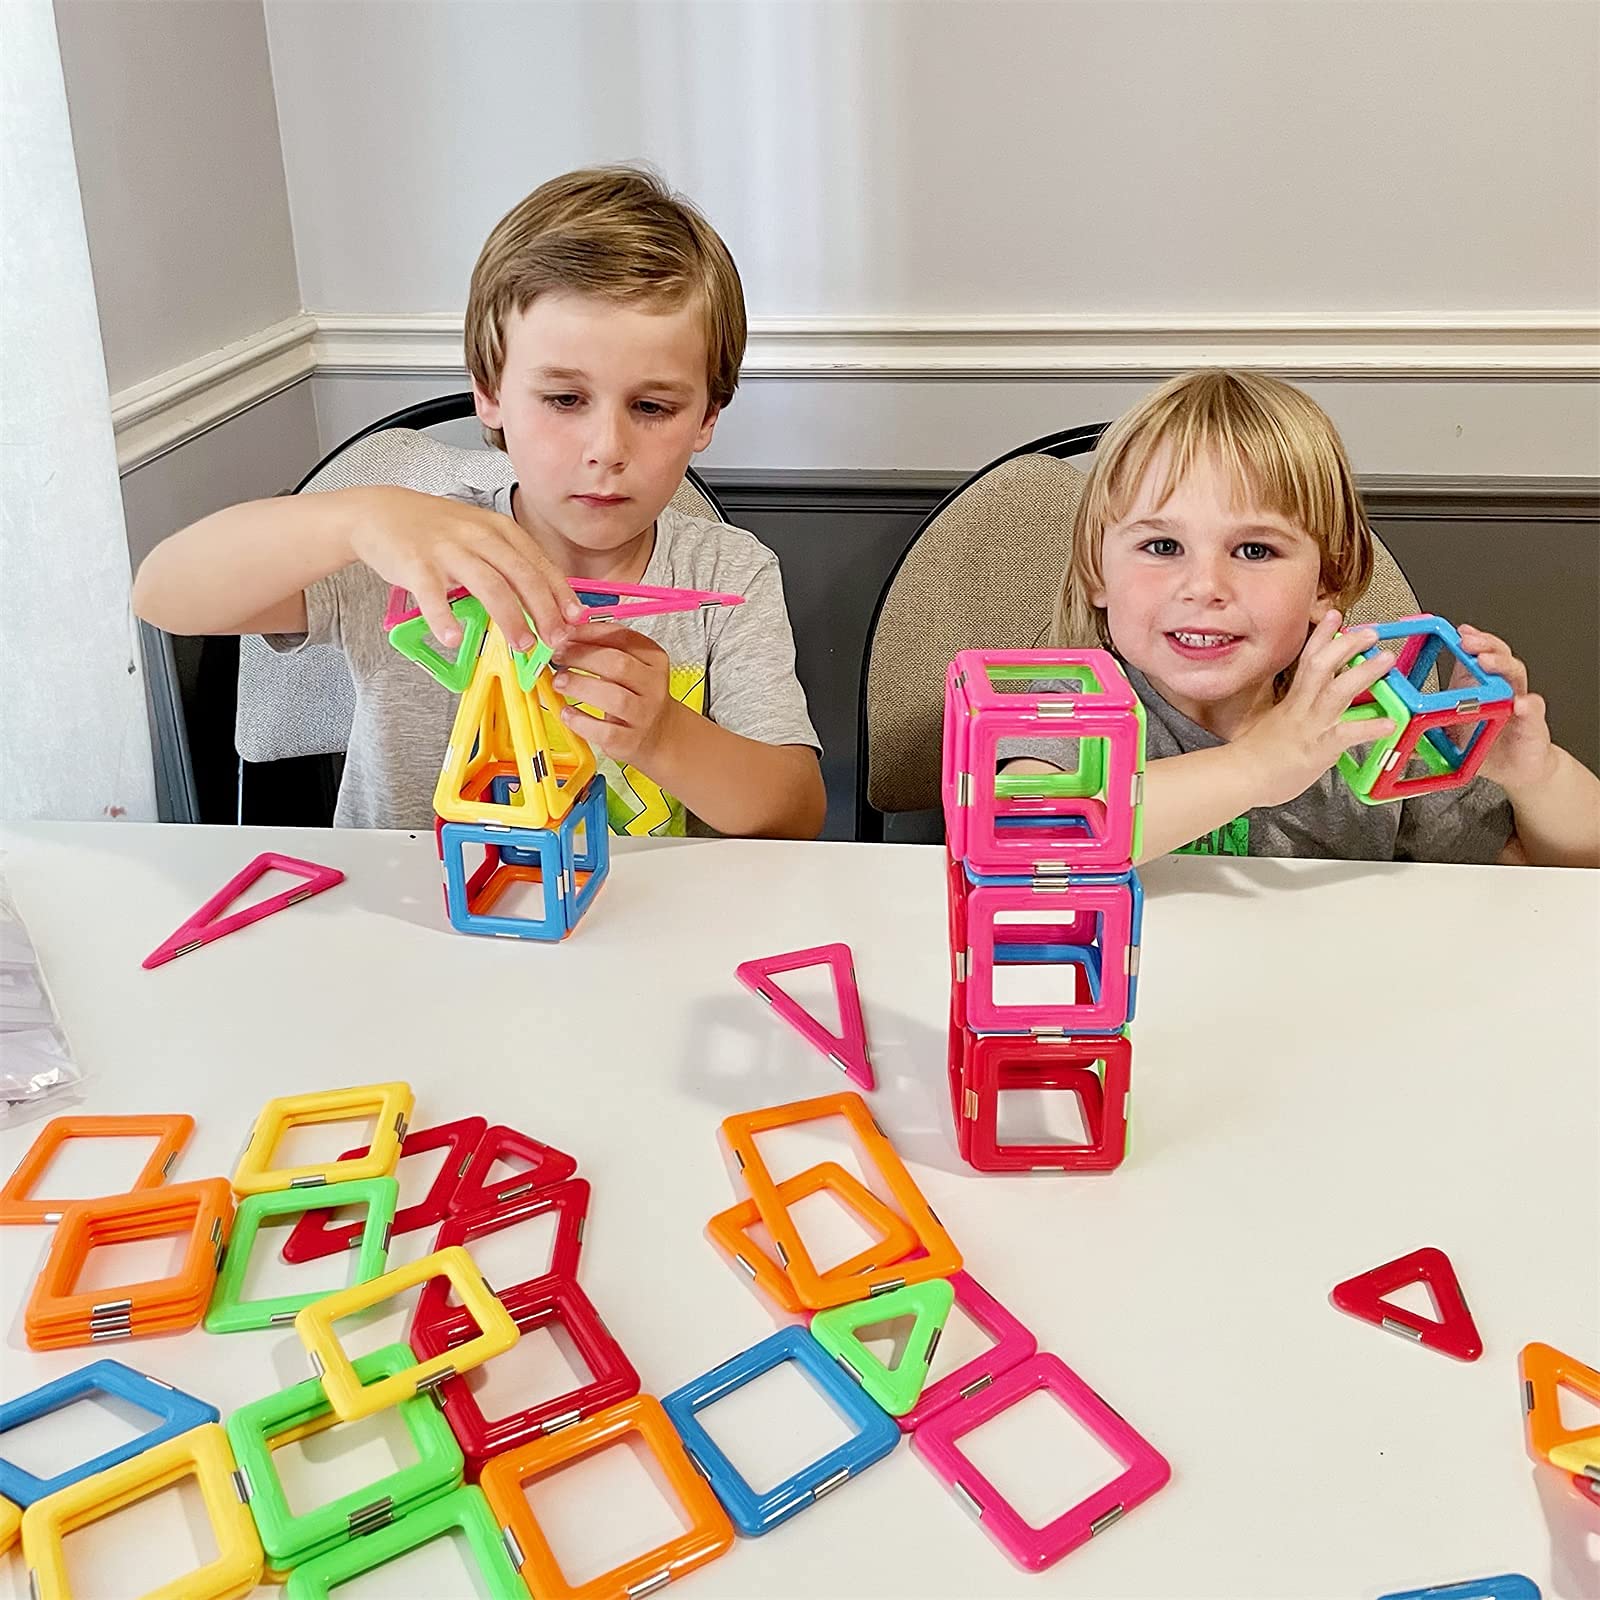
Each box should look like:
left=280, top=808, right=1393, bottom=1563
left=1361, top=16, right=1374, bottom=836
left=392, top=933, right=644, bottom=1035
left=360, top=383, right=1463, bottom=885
left=601, top=663, right=707, bottom=836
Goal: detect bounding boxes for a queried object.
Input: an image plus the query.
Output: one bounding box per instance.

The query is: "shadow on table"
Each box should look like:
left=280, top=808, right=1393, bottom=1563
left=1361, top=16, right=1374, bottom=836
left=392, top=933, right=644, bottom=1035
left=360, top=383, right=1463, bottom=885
left=332, top=832, right=455, bottom=935
left=1139, top=854, right=1400, bottom=903
left=675, top=991, right=966, bottom=1178
left=1533, top=1459, right=1600, bottom=1598
left=352, top=831, right=726, bottom=937
left=2, top=1227, right=52, bottom=1352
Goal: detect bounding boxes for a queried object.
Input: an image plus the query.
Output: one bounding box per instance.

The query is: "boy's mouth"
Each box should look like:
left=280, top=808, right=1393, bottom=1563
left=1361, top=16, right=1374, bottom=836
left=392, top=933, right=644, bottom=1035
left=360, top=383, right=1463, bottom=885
left=572, top=493, right=630, bottom=508
left=1165, top=629, right=1243, bottom=659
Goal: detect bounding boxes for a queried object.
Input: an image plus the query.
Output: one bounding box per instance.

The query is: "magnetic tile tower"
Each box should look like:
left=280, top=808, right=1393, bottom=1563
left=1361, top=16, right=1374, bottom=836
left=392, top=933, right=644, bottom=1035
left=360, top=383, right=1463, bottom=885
left=387, top=585, right=609, bottom=942
left=1340, top=614, right=1514, bottom=805
left=941, top=650, right=1147, bottom=1173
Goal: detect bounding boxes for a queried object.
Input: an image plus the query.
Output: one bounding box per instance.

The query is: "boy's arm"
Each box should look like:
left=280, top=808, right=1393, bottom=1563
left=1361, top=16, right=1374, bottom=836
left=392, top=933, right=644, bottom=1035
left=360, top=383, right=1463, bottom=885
left=132, top=486, right=579, bottom=648
left=1131, top=746, right=1284, bottom=865
left=553, top=623, right=826, bottom=839
left=637, top=707, right=826, bottom=838
left=132, top=491, right=347, bottom=636
left=1496, top=746, right=1600, bottom=867
left=1006, top=746, right=1306, bottom=865
left=1443, top=625, right=1600, bottom=868
left=1012, top=613, right=1400, bottom=864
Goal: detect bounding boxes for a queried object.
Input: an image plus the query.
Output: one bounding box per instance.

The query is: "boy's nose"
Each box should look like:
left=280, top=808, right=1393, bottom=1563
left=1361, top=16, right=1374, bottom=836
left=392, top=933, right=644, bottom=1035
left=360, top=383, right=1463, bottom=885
left=1177, top=553, right=1233, bottom=604
left=585, top=411, right=628, bottom=469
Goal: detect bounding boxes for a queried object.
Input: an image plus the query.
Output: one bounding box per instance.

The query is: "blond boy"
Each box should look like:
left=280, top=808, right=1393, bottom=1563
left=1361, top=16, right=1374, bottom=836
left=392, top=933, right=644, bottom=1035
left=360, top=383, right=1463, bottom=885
left=1015, top=370, right=1598, bottom=866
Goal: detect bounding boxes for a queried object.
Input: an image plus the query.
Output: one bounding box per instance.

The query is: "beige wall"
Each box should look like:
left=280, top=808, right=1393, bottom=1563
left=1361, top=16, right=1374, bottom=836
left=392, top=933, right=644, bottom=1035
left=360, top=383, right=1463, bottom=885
left=55, top=0, right=299, bottom=394
left=118, top=385, right=320, bottom=568
left=266, top=0, right=1599, bottom=474
left=264, top=0, right=1598, bottom=318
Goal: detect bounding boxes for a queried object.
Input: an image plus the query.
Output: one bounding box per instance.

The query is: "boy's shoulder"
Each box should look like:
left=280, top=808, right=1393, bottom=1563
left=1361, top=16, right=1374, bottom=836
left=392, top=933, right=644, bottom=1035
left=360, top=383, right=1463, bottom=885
left=653, top=504, right=782, bottom=592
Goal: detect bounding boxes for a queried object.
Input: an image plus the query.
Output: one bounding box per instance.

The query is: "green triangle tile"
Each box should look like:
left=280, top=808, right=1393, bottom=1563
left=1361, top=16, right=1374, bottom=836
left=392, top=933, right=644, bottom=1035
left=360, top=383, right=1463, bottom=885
left=510, top=628, right=553, bottom=692
left=388, top=594, right=489, bottom=691
left=810, top=1277, right=956, bottom=1416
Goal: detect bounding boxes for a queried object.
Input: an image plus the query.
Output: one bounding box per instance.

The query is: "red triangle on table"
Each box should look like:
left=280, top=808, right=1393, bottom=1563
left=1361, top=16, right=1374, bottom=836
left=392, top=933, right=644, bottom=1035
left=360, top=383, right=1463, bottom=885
left=735, top=942, right=875, bottom=1091
left=446, top=1124, right=579, bottom=1216
left=142, top=853, right=345, bottom=970
left=1330, top=1245, right=1483, bottom=1361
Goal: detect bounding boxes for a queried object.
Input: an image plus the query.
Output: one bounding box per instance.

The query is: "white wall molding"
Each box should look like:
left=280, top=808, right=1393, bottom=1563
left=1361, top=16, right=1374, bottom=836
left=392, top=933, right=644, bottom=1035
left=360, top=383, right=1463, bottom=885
left=112, top=313, right=316, bottom=471
left=313, top=310, right=1600, bottom=380
left=115, top=309, right=1600, bottom=470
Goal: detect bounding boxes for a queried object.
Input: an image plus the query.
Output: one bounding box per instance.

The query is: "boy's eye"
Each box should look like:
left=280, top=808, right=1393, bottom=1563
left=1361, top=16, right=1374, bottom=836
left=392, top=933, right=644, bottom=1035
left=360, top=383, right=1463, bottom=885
left=544, top=393, right=583, bottom=411
left=634, top=400, right=677, bottom=420
left=1140, top=537, right=1181, bottom=557
left=1236, top=542, right=1277, bottom=561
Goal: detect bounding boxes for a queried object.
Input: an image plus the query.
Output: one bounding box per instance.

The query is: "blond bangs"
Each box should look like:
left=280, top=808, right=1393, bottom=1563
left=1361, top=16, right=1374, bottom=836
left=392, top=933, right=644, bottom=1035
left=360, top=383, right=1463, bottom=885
left=1053, top=370, right=1374, bottom=649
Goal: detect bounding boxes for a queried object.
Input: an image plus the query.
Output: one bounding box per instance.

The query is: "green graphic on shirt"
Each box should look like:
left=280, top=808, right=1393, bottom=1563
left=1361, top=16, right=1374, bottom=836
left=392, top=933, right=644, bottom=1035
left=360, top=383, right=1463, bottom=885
left=1175, top=816, right=1251, bottom=856
left=598, top=662, right=707, bottom=837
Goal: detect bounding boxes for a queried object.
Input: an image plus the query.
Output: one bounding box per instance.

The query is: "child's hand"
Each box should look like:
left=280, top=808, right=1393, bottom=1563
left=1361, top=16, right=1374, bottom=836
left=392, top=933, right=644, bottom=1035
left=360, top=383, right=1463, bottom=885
left=1234, top=610, right=1398, bottom=806
left=1452, top=625, right=1556, bottom=792
left=551, top=623, right=678, bottom=769
left=345, top=486, right=583, bottom=651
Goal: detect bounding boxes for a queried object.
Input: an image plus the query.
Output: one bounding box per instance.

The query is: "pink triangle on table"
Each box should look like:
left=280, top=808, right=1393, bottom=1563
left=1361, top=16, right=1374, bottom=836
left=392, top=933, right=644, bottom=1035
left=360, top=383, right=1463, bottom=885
left=735, top=941, right=876, bottom=1091
left=571, top=580, right=743, bottom=624
left=142, top=853, right=345, bottom=970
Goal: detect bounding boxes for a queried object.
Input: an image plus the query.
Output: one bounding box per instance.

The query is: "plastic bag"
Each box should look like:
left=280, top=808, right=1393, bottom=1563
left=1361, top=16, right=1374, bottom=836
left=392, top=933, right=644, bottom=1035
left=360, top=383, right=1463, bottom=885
left=0, top=859, right=84, bottom=1126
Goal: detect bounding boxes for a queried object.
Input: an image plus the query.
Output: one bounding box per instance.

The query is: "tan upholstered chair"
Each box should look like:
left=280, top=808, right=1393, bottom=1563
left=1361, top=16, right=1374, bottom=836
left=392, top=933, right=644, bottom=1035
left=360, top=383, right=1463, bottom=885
left=855, top=424, right=1423, bottom=839
left=234, top=394, right=724, bottom=807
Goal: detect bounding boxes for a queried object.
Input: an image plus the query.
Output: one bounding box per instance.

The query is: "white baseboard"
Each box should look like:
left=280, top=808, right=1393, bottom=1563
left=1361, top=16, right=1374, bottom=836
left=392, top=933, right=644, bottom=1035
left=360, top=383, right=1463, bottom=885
left=116, top=309, right=1600, bottom=470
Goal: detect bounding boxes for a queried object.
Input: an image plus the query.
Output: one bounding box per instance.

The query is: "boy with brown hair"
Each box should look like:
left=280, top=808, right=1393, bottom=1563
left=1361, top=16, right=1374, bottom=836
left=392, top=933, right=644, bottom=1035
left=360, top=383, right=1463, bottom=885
left=135, top=167, right=825, bottom=839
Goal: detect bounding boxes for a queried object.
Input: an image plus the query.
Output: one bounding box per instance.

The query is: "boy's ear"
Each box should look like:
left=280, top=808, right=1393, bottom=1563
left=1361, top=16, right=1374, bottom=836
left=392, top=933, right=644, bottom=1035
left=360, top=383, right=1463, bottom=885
left=690, top=403, right=721, bottom=455
left=472, top=379, right=502, bottom=432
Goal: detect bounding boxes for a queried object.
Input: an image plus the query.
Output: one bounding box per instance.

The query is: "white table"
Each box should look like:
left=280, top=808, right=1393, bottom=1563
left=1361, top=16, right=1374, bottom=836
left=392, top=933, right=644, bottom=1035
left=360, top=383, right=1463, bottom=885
left=0, top=823, right=1595, bottom=1600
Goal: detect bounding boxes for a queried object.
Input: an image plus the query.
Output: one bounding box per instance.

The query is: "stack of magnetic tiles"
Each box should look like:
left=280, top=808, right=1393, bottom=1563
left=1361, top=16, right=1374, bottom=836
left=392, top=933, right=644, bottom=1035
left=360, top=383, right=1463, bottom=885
left=685, top=1088, right=1171, bottom=1572
left=941, top=648, right=1147, bottom=1174
left=1338, top=613, right=1514, bottom=805
left=386, top=583, right=609, bottom=942
left=0, top=1085, right=665, bottom=1597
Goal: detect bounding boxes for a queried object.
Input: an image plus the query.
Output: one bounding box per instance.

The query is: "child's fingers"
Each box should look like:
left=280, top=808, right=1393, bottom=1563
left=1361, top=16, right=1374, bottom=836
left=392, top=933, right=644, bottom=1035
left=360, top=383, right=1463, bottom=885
left=487, top=515, right=584, bottom=635
left=1457, top=625, right=1529, bottom=692
left=552, top=644, right=649, bottom=691
left=1297, top=610, right=1346, bottom=668
left=408, top=576, right=462, bottom=649
left=1471, top=650, right=1528, bottom=694
left=1457, top=623, right=1510, bottom=654
left=566, top=619, right=642, bottom=644
left=1337, top=716, right=1395, bottom=754
left=559, top=703, right=628, bottom=756
left=564, top=621, right=665, bottom=666
left=450, top=557, right=535, bottom=652
left=1512, top=691, right=1548, bottom=730
left=556, top=674, right=637, bottom=726
left=1326, top=648, right=1396, bottom=713
left=503, top=559, right=580, bottom=648
left=1298, top=614, right=1375, bottom=695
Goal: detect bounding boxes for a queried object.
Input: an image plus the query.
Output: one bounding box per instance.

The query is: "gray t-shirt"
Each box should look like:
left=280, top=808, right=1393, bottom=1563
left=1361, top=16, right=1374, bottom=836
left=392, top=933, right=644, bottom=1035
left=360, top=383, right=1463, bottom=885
left=267, top=486, right=819, bottom=834
left=1000, top=660, right=1513, bottom=863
